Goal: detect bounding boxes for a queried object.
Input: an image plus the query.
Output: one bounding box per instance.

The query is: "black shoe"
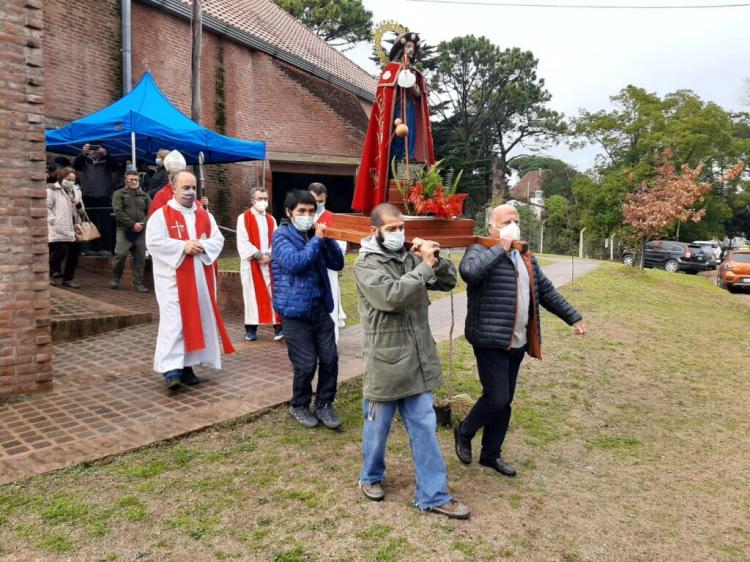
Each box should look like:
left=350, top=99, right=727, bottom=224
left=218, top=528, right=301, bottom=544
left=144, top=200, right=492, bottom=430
left=314, top=404, right=342, bottom=429
left=109, top=278, right=120, bottom=289
left=479, top=457, right=517, bottom=477
left=133, top=283, right=149, bottom=294
left=289, top=406, right=319, bottom=428
left=181, top=366, right=200, bottom=385
left=454, top=424, right=472, bottom=465
left=163, top=370, right=182, bottom=390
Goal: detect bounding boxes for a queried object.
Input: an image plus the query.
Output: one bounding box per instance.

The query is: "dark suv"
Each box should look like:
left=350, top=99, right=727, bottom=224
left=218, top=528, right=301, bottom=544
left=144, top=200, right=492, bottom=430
left=622, top=240, right=708, bottom=273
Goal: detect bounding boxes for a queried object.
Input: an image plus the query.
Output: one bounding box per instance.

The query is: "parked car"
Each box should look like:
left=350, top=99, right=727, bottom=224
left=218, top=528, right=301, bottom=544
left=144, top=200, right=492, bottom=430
left=622, top=240, right=708, bottom=273
left=716, top=250, right=750, bottom=291
left=693, top=240, right=721, bottom=269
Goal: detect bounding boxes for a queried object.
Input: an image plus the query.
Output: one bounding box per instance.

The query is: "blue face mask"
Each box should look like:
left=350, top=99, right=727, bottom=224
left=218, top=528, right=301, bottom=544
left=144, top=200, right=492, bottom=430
left=155, top=158, right=163, bottom=167
left=293, top=215, right=314, bottom=232
left=382, top=230, right=405, bottom=251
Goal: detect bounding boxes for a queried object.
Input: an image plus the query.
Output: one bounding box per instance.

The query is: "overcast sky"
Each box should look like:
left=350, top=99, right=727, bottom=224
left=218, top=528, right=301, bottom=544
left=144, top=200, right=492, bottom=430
left=344, top=0, right=750, bottom=172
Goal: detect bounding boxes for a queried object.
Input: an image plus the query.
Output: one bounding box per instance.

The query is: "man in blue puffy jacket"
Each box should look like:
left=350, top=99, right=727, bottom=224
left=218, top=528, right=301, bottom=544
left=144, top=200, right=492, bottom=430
left=272, top=190, right=345, bottom=429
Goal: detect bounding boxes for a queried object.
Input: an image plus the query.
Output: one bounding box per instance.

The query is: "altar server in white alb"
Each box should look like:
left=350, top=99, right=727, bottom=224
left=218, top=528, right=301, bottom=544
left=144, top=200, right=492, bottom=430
left=146, top=170, right=235, bottom=389
left=309, top=182, right=347, bottom=342
left=236, top=187, right=282, bottom=342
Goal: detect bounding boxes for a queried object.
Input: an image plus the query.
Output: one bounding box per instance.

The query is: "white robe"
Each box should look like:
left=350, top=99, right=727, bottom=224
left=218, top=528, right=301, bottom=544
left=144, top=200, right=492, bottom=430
left=236, top=209, right=275, bottom=325
left=314, top=208, right=347, bottom=342
left=146, top=199, right=225, bottom=373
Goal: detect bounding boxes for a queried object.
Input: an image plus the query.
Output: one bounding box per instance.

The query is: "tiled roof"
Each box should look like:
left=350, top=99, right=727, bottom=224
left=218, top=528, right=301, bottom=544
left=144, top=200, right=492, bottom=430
left=145, top=0, right=377, bottom=101
left=509, top=170, right=546, bottom=202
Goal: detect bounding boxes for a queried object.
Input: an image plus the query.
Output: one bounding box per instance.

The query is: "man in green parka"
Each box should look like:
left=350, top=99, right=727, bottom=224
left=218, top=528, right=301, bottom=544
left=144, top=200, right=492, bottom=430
left=354, top=203, right=471, bottom=520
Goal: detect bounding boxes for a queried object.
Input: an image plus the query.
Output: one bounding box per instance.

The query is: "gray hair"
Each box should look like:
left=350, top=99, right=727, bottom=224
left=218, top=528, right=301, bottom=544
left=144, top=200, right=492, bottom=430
left=249, top=187, right=268, bottom=201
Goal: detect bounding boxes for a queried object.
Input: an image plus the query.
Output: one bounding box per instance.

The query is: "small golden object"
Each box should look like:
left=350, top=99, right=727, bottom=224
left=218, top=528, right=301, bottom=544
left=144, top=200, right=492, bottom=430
left=395, top=124, right=409, bottom=138
left=394, top=118, right=403, bottom=126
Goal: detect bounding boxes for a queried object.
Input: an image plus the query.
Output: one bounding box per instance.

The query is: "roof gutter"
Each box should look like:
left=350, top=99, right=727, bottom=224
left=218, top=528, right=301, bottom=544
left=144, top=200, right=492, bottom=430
left=137, top=0, right=375, bottom=103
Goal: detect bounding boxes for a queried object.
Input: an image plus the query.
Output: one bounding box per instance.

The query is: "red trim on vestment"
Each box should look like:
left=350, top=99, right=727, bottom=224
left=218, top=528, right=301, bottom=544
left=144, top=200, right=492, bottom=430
left=243, top=210, right=278, bottom=324
left=162, top=205, right=235, bottom=355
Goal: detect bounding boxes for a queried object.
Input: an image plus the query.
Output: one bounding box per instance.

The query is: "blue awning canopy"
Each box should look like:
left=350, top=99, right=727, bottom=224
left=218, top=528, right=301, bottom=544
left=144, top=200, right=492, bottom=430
left=45, top=72, right=266, bottom=165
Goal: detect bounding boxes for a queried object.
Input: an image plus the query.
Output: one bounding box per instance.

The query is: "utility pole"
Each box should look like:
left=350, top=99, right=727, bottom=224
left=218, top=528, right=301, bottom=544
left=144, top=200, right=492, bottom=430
left=191, top=0, right=203, bottom=197
left=191, top=0, right=202, bottom=124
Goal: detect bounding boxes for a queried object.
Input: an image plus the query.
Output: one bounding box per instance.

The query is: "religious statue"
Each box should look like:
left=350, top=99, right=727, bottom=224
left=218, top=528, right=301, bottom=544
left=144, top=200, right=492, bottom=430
left=352, top=27, right=436, bottom=213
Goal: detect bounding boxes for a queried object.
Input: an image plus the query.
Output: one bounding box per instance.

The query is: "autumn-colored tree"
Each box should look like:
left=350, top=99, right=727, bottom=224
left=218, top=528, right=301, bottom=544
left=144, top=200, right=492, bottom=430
left=622, top=148, right=744, bottom=268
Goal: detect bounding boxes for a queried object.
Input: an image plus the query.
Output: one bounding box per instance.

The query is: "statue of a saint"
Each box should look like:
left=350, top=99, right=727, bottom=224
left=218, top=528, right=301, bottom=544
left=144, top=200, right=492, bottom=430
left=352, top=31, right=436, bottom=213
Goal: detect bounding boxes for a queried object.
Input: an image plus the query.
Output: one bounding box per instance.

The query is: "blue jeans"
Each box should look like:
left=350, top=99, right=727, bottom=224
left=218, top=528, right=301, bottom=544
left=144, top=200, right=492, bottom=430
left=359, top=391, right=452, bottom=510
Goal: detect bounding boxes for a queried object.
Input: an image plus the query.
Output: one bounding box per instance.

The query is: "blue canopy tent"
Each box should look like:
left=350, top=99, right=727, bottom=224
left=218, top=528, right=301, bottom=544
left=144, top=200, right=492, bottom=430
left=45, top=72, right=266, bottom=165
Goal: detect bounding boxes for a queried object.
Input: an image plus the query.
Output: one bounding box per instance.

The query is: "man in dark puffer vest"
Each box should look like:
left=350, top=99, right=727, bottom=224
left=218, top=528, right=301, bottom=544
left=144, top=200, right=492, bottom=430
left=454, top=204, right=587, bottom=477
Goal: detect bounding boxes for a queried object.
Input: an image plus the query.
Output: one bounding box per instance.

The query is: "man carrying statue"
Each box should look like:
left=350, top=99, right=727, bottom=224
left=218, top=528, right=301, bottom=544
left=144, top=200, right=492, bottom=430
left=352, top=30, right=436, bottom=213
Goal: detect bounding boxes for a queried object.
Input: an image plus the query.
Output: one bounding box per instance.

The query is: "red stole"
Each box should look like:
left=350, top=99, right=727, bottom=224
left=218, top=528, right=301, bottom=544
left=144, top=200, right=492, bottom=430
left=352, top=62, right=436, bottom=213
left=243, top=210, right=278, bottom=324
left=315, top=210, right=334, bottom=227
left=162, top=205, right=235, bottom=355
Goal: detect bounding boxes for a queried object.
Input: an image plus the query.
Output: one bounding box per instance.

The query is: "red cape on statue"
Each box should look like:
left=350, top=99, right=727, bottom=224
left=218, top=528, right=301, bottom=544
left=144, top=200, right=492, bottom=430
left=352, top=62, right=436, bottom=213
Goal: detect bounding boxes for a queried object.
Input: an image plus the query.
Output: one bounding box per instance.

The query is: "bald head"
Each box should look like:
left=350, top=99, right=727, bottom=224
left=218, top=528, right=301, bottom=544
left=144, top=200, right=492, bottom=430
left=370, top=203, right=402, bottom=227
left=488, top=204, right=520, bottom=239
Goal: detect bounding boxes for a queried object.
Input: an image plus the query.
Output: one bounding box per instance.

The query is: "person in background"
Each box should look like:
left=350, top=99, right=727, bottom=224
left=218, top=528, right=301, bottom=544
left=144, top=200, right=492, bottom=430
left=73, top=143, right=118, bottom=255
left=236, top=187, right=282, bottom=341
left=110, top=169, right=151, bottom=293
left=145, top=149, right=170, bottom=198
left=148, top=150, right=208, bottom=217
left=272, top=190, right=344, bottom=429
left=309, top=182, right=347, bottom=342
left=47, top=167, right=85, bottom=288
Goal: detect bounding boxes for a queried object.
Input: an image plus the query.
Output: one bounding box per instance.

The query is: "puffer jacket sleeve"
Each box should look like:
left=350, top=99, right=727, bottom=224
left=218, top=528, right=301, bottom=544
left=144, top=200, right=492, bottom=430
left=274, top=230, right=322, bottom=274
left=533, top=258, right=582, bottom=325
left=322, top=239, right=344, bottom=271
left=355, top=256, right=436, bottom=313
left=459, top=244, right=506, bottom=285
left=425, top=256, right=457, bottom=292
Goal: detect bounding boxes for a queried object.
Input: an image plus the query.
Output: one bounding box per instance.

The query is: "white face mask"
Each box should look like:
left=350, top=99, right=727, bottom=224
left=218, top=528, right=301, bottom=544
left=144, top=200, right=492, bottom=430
left=293, top=215, right=314, bottom=232
left=155, top=158, right=163, bottom=167
left=254, top=200, right=269, bottom=212
left=382, top=230, right=405, bottom=251
left=61, top=180, right=75, bottom=190
left=499, top=222, right=521, bottom=242
left=317, top=202, right=325, bottom=212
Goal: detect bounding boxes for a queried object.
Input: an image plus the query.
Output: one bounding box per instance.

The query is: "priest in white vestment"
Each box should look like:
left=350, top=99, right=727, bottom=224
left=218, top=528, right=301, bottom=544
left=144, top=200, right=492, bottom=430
left=236, top=187, right=282, bottom=342
left=309, top=183, right=347, bottom=343
left=146, top=170, right=235, bottom=389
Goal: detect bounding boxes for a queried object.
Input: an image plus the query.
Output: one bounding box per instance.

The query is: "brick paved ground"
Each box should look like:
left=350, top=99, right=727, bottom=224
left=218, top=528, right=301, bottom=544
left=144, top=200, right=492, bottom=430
left=0, top=259, right=598, bottom=483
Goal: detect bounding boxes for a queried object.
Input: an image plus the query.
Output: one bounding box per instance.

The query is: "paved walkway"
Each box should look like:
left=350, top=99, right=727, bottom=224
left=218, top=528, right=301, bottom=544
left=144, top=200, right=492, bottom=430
left=0, top=257, right=599, bottom=483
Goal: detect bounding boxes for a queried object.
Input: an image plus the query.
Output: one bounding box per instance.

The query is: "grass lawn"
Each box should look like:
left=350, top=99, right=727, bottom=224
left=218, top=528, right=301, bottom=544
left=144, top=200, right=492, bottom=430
left=5, top=265, right=746, bottom=561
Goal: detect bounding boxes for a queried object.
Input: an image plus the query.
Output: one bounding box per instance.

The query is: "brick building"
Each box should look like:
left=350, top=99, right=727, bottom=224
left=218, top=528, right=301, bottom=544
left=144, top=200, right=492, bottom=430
left=0, top=0, right=53, bottom=398
left=43, top=0, right=376, bottom=224
left=1, top=0, right=376, bottom=399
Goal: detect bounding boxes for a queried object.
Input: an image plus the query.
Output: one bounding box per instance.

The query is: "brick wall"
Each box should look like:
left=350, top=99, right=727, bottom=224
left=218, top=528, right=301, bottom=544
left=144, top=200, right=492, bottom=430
left=42, top=0, right=369, bottom=222
left=0, top=0, right=53, bottom=398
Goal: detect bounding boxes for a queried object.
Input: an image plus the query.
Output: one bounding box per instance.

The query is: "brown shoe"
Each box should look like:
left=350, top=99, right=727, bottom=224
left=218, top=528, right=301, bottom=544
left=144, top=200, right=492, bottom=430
left=428, top=499, right=471, bottom=520
left=359, top=481, right=385, bottom=502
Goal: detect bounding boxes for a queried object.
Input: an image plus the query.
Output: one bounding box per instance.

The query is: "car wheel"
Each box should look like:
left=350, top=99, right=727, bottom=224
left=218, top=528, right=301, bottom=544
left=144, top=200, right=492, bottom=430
left=664, top=259, right=679, bottom=273
left=622, top=255, right=635, bottom=266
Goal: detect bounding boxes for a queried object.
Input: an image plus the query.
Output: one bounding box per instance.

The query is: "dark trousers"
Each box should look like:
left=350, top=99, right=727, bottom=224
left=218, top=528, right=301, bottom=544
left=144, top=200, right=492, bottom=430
left=82, top=196, right=115, bottom=253
left=282, top=304, right=338, bottom=408
left=112, top=229, right=146, bottom=283
left=49, top=241, right=80, bottom=282
left=459, top=346, right=526, bottom=462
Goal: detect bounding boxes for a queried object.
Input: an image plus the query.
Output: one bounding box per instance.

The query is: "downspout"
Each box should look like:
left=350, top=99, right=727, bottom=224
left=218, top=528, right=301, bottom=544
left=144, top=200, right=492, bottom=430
left=122, top=0, right=132, bottom=94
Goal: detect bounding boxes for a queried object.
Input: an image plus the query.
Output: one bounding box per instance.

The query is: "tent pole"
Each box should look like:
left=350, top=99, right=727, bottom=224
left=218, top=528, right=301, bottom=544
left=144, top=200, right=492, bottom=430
left=131, top=131, right=136, bottom=169
left=261, top=159, right=266, bottom=189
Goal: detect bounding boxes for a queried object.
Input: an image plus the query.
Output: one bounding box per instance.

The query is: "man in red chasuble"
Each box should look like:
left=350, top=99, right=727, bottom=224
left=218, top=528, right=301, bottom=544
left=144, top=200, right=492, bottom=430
left=236, top=187, right=282, bottom=342
left=352, top=32, right=436, bottom=213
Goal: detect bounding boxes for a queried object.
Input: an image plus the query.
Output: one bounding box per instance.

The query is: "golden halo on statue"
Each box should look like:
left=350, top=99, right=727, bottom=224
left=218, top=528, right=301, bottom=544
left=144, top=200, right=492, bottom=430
left=373, top=21, right=409, bottom=65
